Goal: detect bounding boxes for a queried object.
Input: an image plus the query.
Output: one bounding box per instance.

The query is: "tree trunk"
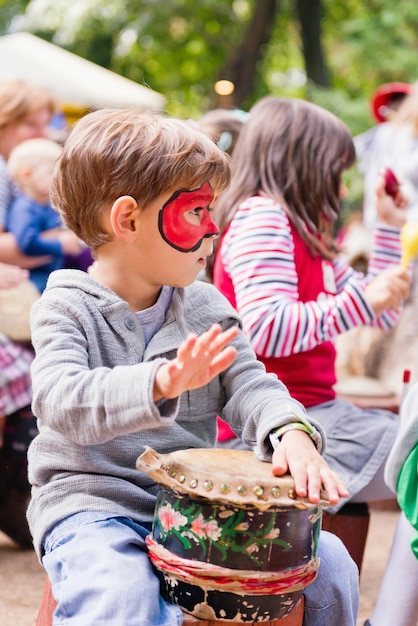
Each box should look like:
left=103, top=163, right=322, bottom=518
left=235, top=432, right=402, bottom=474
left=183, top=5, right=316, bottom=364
left=295, top=0, right=330, bottom=87
left=215, top=0, right=278, bottom=108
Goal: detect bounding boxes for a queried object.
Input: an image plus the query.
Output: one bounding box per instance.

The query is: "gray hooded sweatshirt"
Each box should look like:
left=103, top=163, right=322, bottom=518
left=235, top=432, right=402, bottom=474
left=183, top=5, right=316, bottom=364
left=27, top=270, right=324, bottom=559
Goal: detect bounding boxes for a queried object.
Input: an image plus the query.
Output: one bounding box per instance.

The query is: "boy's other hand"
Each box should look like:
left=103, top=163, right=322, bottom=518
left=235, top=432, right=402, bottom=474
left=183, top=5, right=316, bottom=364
left=271, top=429, right=349, bottom=506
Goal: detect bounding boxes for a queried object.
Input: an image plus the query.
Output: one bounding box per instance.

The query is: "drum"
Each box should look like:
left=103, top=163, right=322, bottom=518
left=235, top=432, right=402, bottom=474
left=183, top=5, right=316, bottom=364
left=136, top=447, right=330, bottom=623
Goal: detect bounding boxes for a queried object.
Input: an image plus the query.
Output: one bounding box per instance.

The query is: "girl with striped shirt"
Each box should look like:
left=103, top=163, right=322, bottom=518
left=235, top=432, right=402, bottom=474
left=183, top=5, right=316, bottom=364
left=210, top=96, right=418, bottom=626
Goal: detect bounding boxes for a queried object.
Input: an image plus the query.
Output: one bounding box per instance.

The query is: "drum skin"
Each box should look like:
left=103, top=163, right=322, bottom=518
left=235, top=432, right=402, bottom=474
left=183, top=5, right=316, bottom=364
left=137, top=447, right=328, bottom=623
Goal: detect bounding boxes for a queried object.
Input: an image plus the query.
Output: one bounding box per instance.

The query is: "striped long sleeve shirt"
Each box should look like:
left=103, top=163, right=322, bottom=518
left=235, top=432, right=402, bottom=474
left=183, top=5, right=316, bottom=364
left=220, top=196, right=401, bottom=357
left=214, top=196, right=404, bottom=406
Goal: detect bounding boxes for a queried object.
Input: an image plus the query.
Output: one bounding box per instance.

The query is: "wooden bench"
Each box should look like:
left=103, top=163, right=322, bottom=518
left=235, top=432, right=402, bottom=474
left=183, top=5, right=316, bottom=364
left=36, top=577, right=304, bottom=625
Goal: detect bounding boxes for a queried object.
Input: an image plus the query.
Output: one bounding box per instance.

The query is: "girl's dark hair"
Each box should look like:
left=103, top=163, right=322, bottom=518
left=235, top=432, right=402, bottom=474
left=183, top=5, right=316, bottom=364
left=208, top=96, right=355, bottom=279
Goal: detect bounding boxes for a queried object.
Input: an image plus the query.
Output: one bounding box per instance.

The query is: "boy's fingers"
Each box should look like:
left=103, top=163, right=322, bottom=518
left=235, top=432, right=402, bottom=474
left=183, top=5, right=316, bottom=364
left=192, top=326, right=238, bottom=358
left=177, top=334, right=198, bottom=359
left=319, top=468, right=348, bottom=504
left=210, top=327, right=239, bottom=353
left=210, top=346, right=237, bottom=374
left=271, top=447, right=289, bottom=476
left=190, top=324, right=222, bottom=355
left=287, top=467, right=308, bottom=498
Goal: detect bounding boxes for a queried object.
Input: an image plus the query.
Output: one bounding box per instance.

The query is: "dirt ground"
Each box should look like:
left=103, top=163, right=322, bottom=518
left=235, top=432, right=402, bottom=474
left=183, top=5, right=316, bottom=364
left=0, top=506, right=402, bottom=626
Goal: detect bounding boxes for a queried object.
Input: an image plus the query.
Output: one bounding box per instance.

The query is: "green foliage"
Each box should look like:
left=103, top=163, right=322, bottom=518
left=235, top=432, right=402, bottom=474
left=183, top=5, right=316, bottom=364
left=11, top=0, right=418, bottom=123
left=323, top=0, right=418, bottom=95
left=5, top=0, right=418, bottom=222
left=0, top=0, right=31, bottom=34
left=113, top=0, right=252, bottom=117
left=16, top=0, right=253, bottom=119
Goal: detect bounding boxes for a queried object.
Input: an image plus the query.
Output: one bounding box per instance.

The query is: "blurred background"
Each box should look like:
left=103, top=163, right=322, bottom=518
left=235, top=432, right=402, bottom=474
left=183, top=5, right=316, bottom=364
left=1, top=0, right=418, bottom=215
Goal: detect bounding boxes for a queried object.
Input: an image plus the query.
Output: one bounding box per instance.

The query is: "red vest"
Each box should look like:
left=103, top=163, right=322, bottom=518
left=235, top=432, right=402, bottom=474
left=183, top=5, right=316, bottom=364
left=214, top=224, right=336, bottom=408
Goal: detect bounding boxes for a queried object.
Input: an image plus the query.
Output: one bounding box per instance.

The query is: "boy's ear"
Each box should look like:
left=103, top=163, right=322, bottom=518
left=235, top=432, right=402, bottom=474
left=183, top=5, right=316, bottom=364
left=109, top=196, right=139, bottom=240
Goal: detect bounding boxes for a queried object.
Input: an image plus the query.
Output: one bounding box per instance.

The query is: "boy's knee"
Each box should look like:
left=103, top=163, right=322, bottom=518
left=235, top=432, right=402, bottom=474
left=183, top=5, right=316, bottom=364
left=318, top=530, right=359, bottom=585
left=303, top=531, right=359, bottom=621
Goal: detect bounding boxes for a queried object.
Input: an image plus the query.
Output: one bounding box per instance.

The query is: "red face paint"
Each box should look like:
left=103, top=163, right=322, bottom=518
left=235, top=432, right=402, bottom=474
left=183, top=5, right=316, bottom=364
left=158, top=182, right=220, bottom=252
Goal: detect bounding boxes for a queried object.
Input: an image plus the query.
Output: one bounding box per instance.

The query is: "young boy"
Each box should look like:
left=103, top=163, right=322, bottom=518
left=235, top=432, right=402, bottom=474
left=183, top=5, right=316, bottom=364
left=6, top=137, right=83, bottom=292
left=27, top=108, right=359, bottom=626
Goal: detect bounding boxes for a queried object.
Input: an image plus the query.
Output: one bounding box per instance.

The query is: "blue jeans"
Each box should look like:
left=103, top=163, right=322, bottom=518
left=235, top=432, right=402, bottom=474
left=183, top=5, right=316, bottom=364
left=42, top=512, right=359, bottom=626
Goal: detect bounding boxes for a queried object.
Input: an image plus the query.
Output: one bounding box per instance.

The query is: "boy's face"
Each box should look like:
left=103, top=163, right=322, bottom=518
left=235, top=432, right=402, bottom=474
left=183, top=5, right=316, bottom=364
left=136, top=181, right=220, bottom=287
left=158, top=182, right=219, bottom=252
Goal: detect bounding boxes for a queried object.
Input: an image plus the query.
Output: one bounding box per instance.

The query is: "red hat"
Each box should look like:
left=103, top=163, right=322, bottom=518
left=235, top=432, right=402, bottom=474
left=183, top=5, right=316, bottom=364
left=371, top=82, right=412, bottom=123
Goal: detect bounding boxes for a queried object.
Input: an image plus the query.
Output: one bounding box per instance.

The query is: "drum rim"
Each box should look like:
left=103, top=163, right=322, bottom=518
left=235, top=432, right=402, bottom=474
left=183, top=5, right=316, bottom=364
left=136, top=446, right=331, bottom=508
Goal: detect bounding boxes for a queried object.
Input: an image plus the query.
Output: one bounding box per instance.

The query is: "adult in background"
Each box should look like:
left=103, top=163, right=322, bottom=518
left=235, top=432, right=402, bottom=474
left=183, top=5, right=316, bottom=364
left=0, top=79, right=57, bottom=267
left=355, top=81, right=418, bottom=228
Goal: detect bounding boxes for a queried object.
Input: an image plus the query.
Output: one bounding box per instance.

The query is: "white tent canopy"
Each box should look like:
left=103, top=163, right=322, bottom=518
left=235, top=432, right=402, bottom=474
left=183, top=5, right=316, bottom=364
left=0, top=32, right=166, bottom=112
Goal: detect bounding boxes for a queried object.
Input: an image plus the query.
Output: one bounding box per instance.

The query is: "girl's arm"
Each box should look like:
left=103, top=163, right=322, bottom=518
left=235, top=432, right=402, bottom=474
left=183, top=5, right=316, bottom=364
left=223, top=199, right=407, bottom=359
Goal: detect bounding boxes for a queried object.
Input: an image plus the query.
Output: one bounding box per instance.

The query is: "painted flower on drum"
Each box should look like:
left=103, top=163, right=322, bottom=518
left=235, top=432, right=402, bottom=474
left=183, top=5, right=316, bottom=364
left=187, top=513, right=222, bottom=542
left=245, top=543, right=260, bottom=554
left=203, top=518, right=222, bottom=542
left=154, top=495, right=295, bottom=565
left=189, top=513, right=206, bottom=538
left=157, top=503, right=188, bottom=532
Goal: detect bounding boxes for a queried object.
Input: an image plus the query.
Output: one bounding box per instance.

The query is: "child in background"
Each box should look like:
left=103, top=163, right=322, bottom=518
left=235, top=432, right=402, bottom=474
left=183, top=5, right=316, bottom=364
left=27, top=108, right=358, bottom=626
left=210, top=95, right=418, bottom=626
left=196, top=108, right=249, bottom=155
left=355, top=82, right=418, bottom=228
left=193, top=107, right=249, bottom=445
left=7, top=137, right=83, bottom=292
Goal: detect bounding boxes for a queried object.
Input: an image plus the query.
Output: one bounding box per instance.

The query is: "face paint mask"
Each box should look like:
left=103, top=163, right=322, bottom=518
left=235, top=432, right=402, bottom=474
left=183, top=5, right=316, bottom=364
left=158, top=182, right=220, bottom=252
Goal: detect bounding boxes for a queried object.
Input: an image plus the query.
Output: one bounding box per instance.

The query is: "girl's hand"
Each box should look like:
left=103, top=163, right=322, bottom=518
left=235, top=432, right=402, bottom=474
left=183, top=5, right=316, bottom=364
left=365, top=265, right=411, bottom=317
left=375, top=172, right=409, bottom=228
left=271, top=429, right=349, bottom=505
left=154, top=323, right=238, bottom=401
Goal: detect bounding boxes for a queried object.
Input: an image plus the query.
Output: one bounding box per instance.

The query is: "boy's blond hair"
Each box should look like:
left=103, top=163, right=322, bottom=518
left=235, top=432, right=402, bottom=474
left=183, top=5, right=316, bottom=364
left=51, top=108, right=231, bottom=249
left=7, top=138, right=62, bottom=182
left=0, top=80, right=56, bottom=128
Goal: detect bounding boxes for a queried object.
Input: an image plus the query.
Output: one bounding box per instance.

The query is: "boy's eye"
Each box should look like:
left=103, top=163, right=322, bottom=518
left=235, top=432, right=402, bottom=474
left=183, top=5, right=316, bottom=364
left=190, top=205, right=215, bottom=217
left=190, top=206, right=204, bottom=216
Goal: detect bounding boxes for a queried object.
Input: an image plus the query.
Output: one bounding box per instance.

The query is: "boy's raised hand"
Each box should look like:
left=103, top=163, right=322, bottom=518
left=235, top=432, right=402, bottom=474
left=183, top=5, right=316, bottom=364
left=154, top=323, right=238, bottom=401
left=271, top=429, right=349, bottom=506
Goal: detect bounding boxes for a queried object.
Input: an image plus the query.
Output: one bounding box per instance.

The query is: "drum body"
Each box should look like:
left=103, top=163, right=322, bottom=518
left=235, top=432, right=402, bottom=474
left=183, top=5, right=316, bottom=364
left=136, top=447, right=328, bottom=623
